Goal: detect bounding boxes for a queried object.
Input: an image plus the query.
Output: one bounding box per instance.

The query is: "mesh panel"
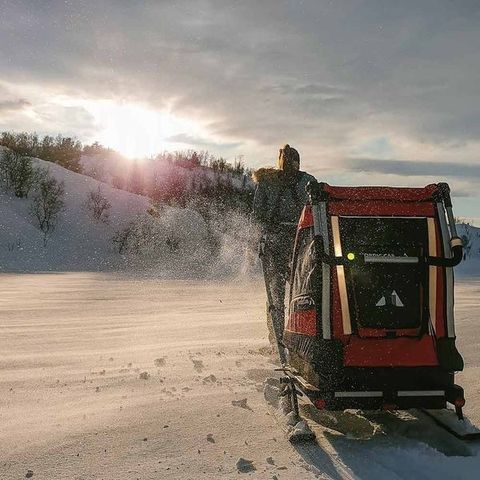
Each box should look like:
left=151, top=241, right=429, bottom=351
left=339, top=217, right=428, bottom=331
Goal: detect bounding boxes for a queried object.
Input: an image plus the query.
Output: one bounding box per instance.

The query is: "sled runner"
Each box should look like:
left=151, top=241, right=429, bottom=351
left=281, top=180, right=474, bottom=439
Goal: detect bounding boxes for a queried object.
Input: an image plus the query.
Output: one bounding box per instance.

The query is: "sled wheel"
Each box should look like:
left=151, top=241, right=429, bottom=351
left=455, top=405, right=464, bottom=421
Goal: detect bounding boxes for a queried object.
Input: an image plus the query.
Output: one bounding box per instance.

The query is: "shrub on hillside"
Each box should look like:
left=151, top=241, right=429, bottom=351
left=0, top=150, right=36, bottom=198
left=111, top=209, right=212, bottom=270
left=30, top=169, right=65, bottom=245
left=84, top=186, right=111, bottom=223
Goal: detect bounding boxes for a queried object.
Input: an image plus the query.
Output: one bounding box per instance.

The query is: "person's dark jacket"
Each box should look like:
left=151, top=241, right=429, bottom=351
left=252, top=168, right=316, bottom=231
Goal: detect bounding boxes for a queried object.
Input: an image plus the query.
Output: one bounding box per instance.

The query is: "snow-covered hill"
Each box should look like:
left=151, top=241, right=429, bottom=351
left=0, top=155, right=218, bottom=273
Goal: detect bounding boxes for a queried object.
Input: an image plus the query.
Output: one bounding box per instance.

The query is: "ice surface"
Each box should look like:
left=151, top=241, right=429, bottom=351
left=2, top=275, right=480, bottom=479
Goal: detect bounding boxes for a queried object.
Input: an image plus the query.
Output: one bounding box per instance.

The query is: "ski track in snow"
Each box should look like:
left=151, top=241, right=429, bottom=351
left=1, top=273, right=480, bottom=479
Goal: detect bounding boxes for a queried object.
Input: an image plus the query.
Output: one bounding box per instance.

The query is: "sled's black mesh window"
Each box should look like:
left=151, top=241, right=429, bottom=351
left=292, top=227, right=316, bottom=299
left=339, top=217, right=428, bottom=331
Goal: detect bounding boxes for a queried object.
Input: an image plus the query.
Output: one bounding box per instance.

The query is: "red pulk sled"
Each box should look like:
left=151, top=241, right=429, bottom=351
left=281, top=181, right=479, bottom=440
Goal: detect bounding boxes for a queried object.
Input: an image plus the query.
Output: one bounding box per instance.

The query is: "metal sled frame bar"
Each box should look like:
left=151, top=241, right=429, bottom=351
left=314, top=202, right=331, bottom=339
left=335, top=391, right=383, bottom=398
left=398, top=390, right=445, bottom=397
left=340, top=215, right=427, bottom=220
left=427, top=218, right=438, bottom=334
left=334, top=390, right=445, bottom=398
left=331, top=216, right=352, bottom=335
left=437, top=202, right=455, bottom=337
left=364, top=255, right=419, bottom=264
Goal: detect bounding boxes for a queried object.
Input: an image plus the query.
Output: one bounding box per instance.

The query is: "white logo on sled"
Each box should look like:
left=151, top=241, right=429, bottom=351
left=375, top=290, right=405, bottom=307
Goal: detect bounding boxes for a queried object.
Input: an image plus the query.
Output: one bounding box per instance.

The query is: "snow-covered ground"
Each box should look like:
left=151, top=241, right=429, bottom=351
left=1, top=273, right=480, bottom=480
left=0, top=156, right=149, bottom=271
left=0, top=155, right=247, bottom=275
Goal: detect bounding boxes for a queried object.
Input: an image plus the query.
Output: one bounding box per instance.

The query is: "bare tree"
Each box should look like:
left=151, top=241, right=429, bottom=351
left=0, top=150, right=36, bottom=198
left=30, top=171, right=65, bottom=245
left=84, top=185, right=111, bottom=223
left=112, top=222, right=135, bottom=254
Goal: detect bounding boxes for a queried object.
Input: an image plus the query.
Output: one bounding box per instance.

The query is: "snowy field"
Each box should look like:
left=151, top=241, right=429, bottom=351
left=1, top=273, right=480, bottom=480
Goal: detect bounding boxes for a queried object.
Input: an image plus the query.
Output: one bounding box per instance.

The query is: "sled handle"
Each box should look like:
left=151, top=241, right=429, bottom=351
left=427, top=238, right=463, bottom=267
left=313, top=240, right=463, bottom=268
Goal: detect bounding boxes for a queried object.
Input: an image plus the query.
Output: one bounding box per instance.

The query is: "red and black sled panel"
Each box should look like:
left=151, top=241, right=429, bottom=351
left=284, top=181, right=464, bottom=411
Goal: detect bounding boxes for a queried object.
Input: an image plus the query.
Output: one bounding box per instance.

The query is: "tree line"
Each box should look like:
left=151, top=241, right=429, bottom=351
left=0, top=132, right=254, bottom=207
left=0, top=131, right=83, bottom=173
left=1, top=131, right=256, bottom=252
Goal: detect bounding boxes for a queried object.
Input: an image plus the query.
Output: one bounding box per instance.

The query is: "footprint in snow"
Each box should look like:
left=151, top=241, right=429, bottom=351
left=231, top=398, right=252, bottom=411
left=192, top=359, right=204, bottom=372
left=236, top=458, right=255, bottom=473
left=154, top=357, right=166, bottom=367
left=203, top=374, right=217, bottom=384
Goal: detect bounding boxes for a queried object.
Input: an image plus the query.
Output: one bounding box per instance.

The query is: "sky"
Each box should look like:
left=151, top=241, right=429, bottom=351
left=0, top=0, right=479, bottom=220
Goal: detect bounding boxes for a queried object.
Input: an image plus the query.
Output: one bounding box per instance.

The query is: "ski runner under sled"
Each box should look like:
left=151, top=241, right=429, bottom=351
left=278, top=179, right=480, bottom=441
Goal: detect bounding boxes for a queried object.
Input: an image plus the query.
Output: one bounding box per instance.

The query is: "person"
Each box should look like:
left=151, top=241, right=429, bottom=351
left=252, top=144, right=316, bottom=363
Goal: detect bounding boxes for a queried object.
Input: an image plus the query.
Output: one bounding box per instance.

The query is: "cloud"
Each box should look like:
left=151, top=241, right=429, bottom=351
left=0, top=98, right=30, bottom=112
left=347, top=158, right=480, bottom=179
left=1, top=0, right=480, bottom=178
left=165, top=133, right=241, bottom=150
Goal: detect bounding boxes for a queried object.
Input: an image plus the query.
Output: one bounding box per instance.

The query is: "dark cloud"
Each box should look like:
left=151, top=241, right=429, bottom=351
left=0, top=99, right=30, bottom=112
left=347, top=158, right=480, bottom=179
left=1, top=0, right=480, bottom=170
left=165, top=133, right=241, bottom=150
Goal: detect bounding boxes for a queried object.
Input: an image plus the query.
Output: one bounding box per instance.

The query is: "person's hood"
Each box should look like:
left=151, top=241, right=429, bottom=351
left=252, top=167, right=281, bottom=184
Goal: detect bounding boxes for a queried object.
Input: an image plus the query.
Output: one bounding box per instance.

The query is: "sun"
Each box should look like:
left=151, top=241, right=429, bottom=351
left=87, top=100, right=203, bottom=158
left=55, top=97, right=201, bottom=158
left=89, top=101, right=168, bottom=158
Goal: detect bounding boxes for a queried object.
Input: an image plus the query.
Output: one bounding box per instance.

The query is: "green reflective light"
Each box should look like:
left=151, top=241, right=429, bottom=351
left=347, top=252, right=355, bottom=261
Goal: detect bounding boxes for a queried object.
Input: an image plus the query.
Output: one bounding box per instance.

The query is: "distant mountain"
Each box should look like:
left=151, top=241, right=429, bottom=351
left=457, top=223, right=480, bottom=276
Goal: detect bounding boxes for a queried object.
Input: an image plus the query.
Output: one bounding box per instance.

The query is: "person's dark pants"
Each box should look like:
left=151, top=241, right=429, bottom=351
left=260, top=229, right=296, bottom=362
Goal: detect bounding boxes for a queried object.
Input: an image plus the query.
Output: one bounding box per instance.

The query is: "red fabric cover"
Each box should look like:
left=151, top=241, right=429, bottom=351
left=323, top=184, right=438, bottom=202
left=344, top=336, right=439, bottom=367
left=298, top=205, right=314, bottom=229
left=286, top=309, right=317, bottom=336
left=357, top=327, right=422, bottom=338
left=293, top=185, right=448, bottom=345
